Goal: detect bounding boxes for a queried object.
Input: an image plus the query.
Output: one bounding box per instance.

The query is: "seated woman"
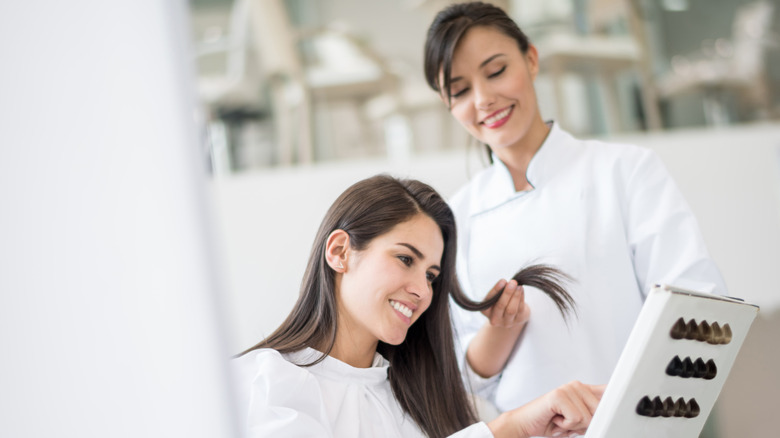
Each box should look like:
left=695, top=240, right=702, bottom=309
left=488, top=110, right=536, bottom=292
left=231, top=175, right=603, bottom=438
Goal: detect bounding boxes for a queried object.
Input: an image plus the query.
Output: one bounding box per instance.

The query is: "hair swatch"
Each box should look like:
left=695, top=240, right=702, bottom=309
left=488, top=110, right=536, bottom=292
left=669, top=317, right=732, bottom=344
left=453, top=264, right=576, bottom=320
left=665, top=355, right=717, bottom=380
left=636, top=395, right=700, bottom=418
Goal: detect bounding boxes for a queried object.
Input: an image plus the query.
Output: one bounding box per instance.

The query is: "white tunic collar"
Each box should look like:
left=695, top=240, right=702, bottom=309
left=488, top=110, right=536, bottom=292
left=478, top=122, right=573, bottom=213
left=284, top=347, right=390, bottom=386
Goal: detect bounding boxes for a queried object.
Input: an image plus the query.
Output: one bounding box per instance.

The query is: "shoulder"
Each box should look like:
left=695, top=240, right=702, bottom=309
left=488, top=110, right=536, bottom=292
left=231, top=351, right=336, bottom=436
left=450, top=165, right=495, bottom=200
left=448, top=165, right=499, bottom=218
left=232, top=348, right=298, bottom=376
left=231, top=348, right=319, bottom=402
left=448, top=181, right=472, bottom=221
left=565, top=134, right=667, bottom=188
left=573, top=135, right=656, bottom=168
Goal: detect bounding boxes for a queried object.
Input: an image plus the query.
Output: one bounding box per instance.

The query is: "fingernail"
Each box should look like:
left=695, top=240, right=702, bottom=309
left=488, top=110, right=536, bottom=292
left=552, top=433, right=562, bottom=437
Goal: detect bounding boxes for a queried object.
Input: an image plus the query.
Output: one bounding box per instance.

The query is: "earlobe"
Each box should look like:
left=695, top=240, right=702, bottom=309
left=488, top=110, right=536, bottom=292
left=325, top=229, right=350, bottom=272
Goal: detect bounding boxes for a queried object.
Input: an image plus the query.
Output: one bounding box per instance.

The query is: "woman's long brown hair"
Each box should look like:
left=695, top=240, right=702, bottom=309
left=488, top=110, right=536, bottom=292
left=241, top=175, right=478, bottom=436
left=240, top=175, right=574, bottom=436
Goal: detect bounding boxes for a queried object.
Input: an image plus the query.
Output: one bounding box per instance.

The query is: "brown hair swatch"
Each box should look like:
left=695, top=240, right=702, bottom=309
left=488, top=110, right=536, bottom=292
left=452, top=264, right=576, bottom=320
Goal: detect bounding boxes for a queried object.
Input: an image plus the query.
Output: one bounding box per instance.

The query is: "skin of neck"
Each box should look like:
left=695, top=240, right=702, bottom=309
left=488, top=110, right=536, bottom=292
left=327, top=274, right=380, bottom=368
left=490, top=115, right=551, bottom=192
left=329, top=320, right=379, bottom=368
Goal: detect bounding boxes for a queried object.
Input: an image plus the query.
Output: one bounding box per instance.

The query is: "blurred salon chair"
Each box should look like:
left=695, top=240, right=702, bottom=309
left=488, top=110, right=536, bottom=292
left=194, top=0, right=397, bottom=167
left=655, top=0, right=777, bottom=126
left=299, top=24, right=399, bottom=161
left=194, top=0, right=312, bottom=168
left=535, top=33, right=645, bottom=133
left=530, top=0, right=663, bottom=134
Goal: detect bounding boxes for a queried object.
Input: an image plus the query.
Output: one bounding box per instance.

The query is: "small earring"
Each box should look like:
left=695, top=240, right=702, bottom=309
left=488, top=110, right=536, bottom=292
left=337, top=261, right=344, bottom=270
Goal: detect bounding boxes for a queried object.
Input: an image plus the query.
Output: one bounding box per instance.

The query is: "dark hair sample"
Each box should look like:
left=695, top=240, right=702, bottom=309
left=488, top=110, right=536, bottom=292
left=451, top=263, right=576, bottom=320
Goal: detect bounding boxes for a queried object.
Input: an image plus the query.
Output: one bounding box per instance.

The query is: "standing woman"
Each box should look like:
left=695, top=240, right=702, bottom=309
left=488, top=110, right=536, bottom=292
left=423, top=2, right=727, bottom=413
left=232, top=175, right=603, bottom=438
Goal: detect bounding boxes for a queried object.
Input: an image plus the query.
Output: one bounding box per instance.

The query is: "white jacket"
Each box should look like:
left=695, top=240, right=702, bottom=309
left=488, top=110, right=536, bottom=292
left=231, top=348, right=493, bottom=437
left=449, top=123, right=727, bottom=411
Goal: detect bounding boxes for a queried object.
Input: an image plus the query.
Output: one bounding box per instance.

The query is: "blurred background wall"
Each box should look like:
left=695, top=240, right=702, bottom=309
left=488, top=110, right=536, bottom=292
left=190, top=0, right=780, bottom=170
left=190, top=1, right=780, bottom=436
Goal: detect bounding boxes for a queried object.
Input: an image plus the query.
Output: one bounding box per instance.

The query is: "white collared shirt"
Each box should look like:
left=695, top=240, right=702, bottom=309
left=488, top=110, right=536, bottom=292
left=449, top=123, right=727, bottom=411
left=231, top=347, right=493, bottom=437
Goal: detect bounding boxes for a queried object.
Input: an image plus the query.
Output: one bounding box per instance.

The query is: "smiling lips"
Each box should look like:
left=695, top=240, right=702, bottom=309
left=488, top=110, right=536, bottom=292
left=389, top=299, right=413, bottom=319
left=482, top=105, right=513, bottom=128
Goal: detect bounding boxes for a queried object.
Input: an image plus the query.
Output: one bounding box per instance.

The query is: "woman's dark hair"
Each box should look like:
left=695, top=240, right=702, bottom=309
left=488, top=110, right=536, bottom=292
left=424, top=1, right=532, bottom=163
left=241, top=174, right=573, bottom=437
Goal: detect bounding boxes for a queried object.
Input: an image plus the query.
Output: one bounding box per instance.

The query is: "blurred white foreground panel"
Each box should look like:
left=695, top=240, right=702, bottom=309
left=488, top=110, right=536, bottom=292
left=0, top=1, right=238, bottom=437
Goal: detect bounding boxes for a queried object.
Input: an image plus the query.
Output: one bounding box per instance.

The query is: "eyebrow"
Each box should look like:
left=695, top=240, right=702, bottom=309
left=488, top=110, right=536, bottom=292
left=397, top=243, right=441, bottom=272
left=450, top=53, right=506, bottom=84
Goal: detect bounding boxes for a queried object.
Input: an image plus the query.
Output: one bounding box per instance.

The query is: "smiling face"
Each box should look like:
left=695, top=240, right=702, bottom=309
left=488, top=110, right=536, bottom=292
left=445, top=25, right=547, bottom=156
left=336, top=213, right=444, bottom=352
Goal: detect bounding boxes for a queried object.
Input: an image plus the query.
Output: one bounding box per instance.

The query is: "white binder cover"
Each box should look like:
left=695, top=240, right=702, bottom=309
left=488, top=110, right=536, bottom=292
left=586, top=285, right=759, bottom=437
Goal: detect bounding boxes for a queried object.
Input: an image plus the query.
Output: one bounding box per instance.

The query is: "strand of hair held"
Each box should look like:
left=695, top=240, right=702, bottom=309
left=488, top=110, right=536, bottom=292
left=453, top=264, right=576, bottom=319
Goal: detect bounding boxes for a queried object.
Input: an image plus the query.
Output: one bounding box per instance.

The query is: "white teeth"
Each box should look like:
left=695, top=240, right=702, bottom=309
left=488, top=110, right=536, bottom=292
left=484, top=107, right=511, bottom=125
left=390, top=300, right=412, bottom=318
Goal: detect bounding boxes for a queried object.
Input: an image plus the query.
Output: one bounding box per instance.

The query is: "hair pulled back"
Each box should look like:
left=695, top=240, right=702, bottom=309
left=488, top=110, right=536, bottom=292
left=424, top=1, right=531, bottom=103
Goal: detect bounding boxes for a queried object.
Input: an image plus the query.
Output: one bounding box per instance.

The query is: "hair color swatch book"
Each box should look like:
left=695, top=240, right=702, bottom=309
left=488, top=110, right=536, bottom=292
left=586, top=285, right=758, bottom=437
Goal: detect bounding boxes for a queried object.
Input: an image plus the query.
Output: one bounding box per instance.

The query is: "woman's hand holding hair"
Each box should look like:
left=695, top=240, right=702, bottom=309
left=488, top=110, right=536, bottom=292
left=466, top=279, right=530, bottom=378
left=465, top=266, right=573, bottom=379
left=488, top=381, right=605, bottom=438
left=481, top=279, right=530, bottom=328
